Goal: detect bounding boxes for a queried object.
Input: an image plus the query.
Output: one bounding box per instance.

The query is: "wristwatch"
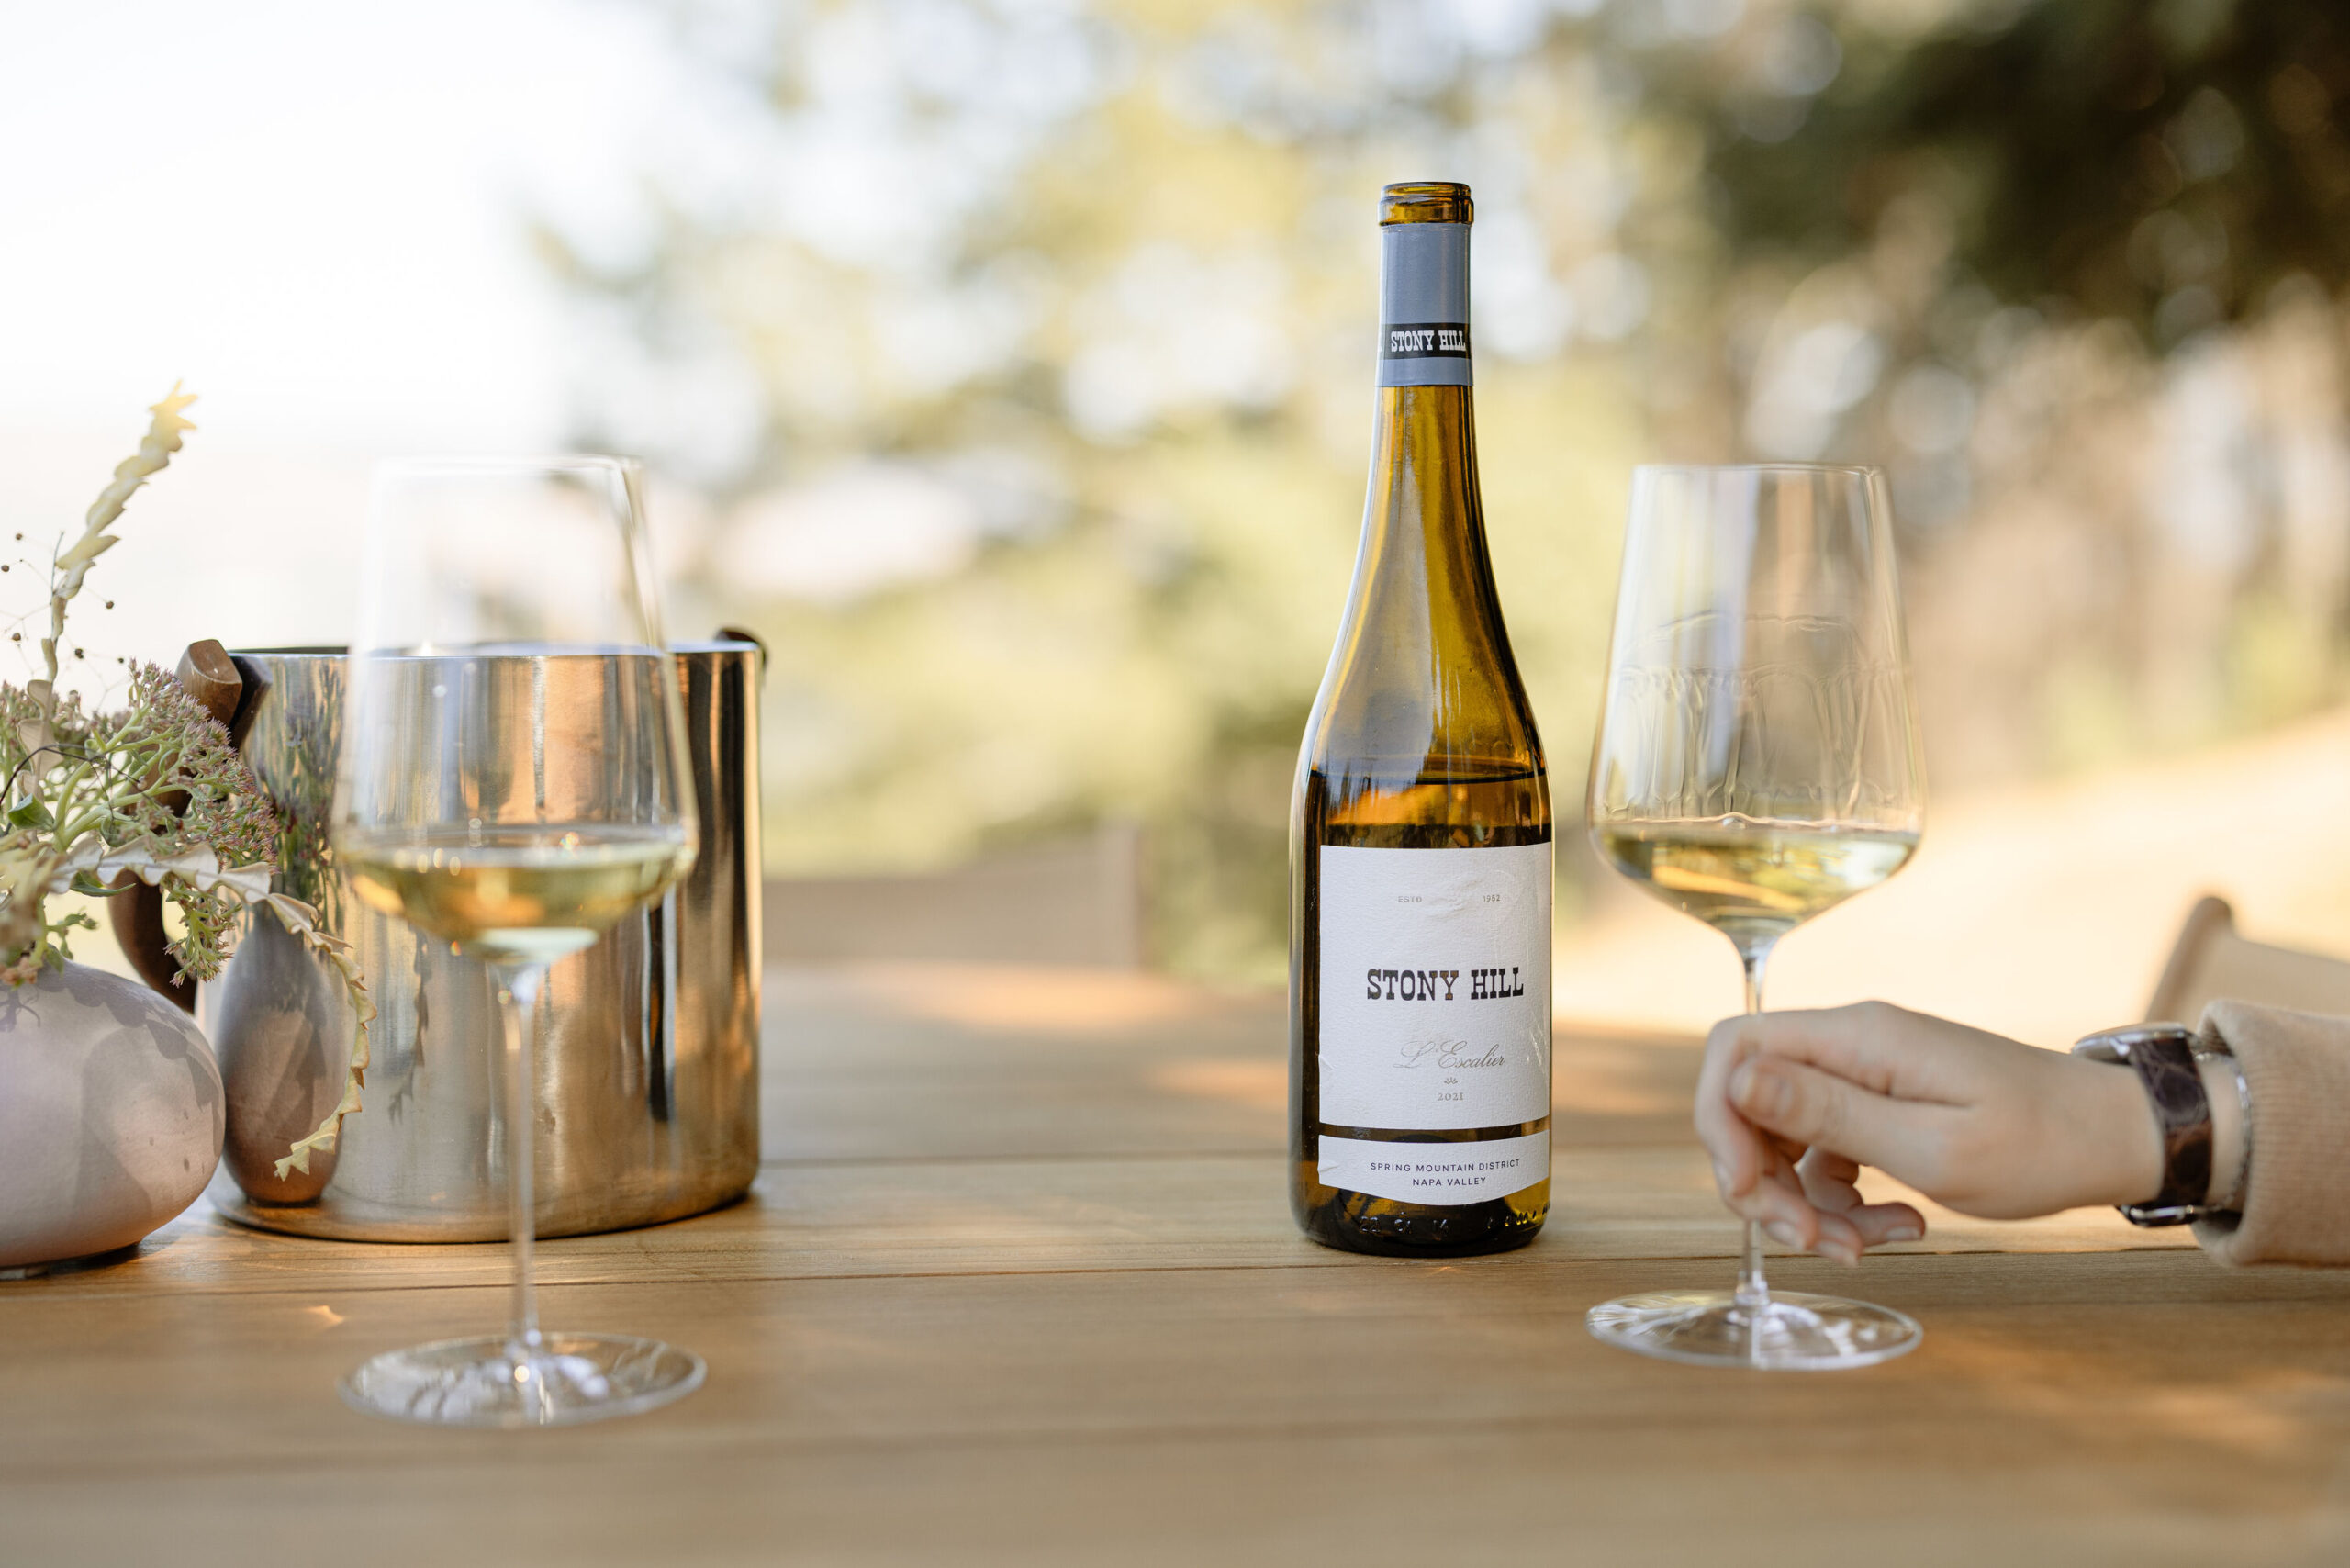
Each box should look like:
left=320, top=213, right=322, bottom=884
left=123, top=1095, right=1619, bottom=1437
left=2070, top=1024, right=2229, bottom=1226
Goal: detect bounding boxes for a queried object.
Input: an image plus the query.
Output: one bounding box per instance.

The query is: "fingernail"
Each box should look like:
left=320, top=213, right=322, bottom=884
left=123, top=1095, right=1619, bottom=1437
left=1765, top=1219, right=1800, bottom=1249
left=1729, top=1062, right=1756, bottom=1105
left=1712, top=1161, right=1732, bottom=1192
left=1886, top=1225, right=1922, bottom=1244
left=1821, top=1239, right=1859, bottom=1266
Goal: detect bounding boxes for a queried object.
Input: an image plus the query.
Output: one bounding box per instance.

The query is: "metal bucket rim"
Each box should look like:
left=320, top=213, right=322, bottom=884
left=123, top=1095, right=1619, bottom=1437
left=229, top=640, right=759, bottom=659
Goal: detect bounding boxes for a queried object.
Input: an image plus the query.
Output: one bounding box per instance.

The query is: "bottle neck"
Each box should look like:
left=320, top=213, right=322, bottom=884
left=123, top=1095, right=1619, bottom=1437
left=1378, top=221, right=1472, bottom=391
left=1307, top=379, right=1537, bottom=790
left=1302, top=212, right=1540, bottom=790
left=1358, top=383, right=1494, bottom=667
left=1362, top=214, right=1483, bottom=636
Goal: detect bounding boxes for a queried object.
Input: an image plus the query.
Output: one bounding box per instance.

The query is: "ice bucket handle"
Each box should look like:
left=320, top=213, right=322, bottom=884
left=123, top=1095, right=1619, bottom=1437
left=112, top=640, right=252, bottom=1011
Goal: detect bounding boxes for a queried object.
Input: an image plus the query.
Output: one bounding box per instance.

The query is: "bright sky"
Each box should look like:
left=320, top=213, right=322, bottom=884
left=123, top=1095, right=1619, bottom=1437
left=0, top=0, right=688, bottom=661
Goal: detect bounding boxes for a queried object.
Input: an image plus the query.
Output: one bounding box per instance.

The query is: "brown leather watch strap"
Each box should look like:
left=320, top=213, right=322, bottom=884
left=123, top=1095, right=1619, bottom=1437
left=2070, top=1025, right=2212, bottom=1226
left=2131, top=1033, right=2213, bottom=1211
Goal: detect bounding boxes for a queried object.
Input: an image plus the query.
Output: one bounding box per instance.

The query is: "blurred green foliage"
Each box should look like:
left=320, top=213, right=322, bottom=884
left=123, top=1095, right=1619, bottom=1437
left=546, top=0, right=2350, bottom=976
left=1700, top=1, right=2350, bottom=340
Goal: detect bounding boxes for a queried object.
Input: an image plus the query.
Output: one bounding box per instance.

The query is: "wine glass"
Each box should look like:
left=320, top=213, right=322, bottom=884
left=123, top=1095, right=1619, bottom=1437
left=333, top=455, right=704, bottom=1424
left=1584, top=464, right=1926, bottom=1370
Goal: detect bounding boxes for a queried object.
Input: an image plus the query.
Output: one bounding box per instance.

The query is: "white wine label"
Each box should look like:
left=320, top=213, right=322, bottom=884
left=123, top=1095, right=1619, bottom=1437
left=1315, top=842, right=1552, bottom=1134
left=1316, top=1130, right=1549, bottom=1205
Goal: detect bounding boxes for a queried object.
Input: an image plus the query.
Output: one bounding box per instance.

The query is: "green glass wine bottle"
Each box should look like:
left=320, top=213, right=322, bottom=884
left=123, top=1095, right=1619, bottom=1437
left=1289, top=181, right=1553, bottom=1257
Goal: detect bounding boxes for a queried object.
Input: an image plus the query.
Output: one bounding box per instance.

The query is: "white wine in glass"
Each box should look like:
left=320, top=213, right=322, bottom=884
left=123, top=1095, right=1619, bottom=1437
left=1585, top=464, right=1927, bottom=1371
left=1595, top=820, right=1918, bottom=950
left=342, top=823, right=695, bottom=966
left=333, top=456, right=704, bottom=1426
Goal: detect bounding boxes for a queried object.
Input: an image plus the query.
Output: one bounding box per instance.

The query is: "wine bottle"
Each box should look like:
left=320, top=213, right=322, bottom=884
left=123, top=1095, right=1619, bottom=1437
left=1290, top=181, right=1553, bottom=1257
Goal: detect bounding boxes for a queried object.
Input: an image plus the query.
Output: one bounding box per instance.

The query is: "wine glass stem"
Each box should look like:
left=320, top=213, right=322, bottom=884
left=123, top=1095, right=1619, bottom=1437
left=493, top=961, right=548, bottom=1360
left=1734, top=942, right=1774, bottom=1314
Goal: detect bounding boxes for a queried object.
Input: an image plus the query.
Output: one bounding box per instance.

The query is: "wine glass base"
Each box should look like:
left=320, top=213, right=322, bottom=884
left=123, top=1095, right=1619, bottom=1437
left=340, top=1332, right=706, bottom=1427
left=1587, top=1289, right=1920, bottom=1371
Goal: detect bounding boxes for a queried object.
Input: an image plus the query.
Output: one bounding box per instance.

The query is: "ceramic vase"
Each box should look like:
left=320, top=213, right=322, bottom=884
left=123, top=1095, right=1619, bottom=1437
left=0, top=962, right=223, bottom=1271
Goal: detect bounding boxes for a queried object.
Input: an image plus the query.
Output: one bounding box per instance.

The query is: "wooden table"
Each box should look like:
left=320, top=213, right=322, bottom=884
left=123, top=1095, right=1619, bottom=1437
left=7, top=964, right=2350, bottom=1564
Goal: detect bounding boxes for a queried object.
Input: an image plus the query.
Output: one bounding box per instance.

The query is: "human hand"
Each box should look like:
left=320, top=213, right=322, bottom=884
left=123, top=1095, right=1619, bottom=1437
left=1694, top=1002, right=2165, bottom=1263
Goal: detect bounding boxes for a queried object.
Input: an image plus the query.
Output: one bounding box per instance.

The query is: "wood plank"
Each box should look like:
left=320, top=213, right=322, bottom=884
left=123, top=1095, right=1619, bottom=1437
left=4, top=1254, right=2347, bottom=1565
left=8, top=1435, right=2344, bottom=1568
left=763, top=964, right=1705, bottom=1158
left=14, top=1252, right=2332, bottom=1467
left=11, top=1147, right=2188, bottom=1303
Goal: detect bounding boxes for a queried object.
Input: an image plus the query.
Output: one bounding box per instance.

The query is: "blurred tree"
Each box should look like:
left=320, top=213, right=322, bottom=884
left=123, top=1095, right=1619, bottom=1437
left=546, top=0, right=2350, bottom=976
left=1705, top=1, right=2350, bottom=341
left=543, top=0, right=1642, bottom=978
left=1629, top=0, right=2350, bottom=780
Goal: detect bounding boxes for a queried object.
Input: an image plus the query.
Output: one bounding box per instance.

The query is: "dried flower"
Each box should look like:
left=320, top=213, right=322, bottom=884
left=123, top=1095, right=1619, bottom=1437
left=0, top=388, right=369, bottom=1171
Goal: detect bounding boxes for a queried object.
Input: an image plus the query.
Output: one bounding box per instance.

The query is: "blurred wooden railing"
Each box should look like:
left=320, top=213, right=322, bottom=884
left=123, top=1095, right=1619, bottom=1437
left=763, top=823, right=1146, bottom=968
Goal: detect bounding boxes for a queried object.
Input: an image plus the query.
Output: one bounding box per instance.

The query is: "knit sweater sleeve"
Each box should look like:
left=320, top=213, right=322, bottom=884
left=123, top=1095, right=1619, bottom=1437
left=2191, top=1000, right=2350, bottom=1266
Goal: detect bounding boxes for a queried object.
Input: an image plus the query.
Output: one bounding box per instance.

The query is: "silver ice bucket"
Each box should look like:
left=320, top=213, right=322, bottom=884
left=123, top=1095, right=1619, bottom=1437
left=156, top=641, right=762, bottom=1240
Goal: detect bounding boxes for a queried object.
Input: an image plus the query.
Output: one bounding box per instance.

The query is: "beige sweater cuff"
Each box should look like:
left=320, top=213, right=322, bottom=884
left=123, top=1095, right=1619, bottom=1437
left=2192, top=999, right=2350, bottom=1266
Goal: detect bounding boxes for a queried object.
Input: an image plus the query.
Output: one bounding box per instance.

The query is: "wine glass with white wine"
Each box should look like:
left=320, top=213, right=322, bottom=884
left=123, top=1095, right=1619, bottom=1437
left=333, top=455, right=703, bottom=1424
left=1584, top=464, right=1926, bottom=1370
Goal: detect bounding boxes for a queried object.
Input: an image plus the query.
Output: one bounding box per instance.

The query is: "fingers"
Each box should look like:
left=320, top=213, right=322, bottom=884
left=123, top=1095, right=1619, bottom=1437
left=1708, top=1133, right=1871, bottom=1265
left=1796, top=1150, right=1927, bottom=1248
left=1716, top=1147, right=1927, bottom=1264
left=1697, top=1010, right=1938, bottom=1265
left=1695, top=1003, right=1937, bottom=1193
left=1721, top=1164, right=1840, bottom=1257
left=1739, top=1175, right=1867, bottom=1265
left=1694, top=1014, right=1775, bottom=1199
left=1728, top=1054, right=1944, bottom=1177
left=1841, top=1202, right=1928, bottom=1248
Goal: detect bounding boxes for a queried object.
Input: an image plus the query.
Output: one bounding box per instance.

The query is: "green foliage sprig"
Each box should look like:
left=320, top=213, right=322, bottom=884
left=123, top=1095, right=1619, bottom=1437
left=0, top=387, right=371, bottom=1173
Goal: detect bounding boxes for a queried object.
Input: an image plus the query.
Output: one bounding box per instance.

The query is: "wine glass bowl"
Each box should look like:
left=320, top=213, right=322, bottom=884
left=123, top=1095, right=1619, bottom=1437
left=336, top=647, right=697, bottom=967
left=1584, top=464, right=1926, bottom=1371
left=331, top=456, right=705, bottom=1425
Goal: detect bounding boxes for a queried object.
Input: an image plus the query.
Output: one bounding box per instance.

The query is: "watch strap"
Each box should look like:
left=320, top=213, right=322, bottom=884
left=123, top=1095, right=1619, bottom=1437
left=2072, top=1025, right=2212, bottom=1226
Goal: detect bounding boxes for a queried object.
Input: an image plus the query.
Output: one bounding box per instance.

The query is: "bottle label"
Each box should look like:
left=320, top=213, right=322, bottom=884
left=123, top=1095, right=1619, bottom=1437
left=1315, top=841, right=1552, bottom=1144
left=1316, top=1129, right=1548, bottom=1205
left=1382, top=323, right=1472, bottom=360
left=1379, top=223, right=1473, bottom=388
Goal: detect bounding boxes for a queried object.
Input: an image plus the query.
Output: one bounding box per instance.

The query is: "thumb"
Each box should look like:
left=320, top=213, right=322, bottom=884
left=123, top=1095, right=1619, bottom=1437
left=1728, top=1056, right=1935, bottom=1175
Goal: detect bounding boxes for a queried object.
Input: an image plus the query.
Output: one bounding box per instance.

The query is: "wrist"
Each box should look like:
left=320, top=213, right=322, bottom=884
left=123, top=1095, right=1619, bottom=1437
left=2067, top=1055, right=2165, bottom=1209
